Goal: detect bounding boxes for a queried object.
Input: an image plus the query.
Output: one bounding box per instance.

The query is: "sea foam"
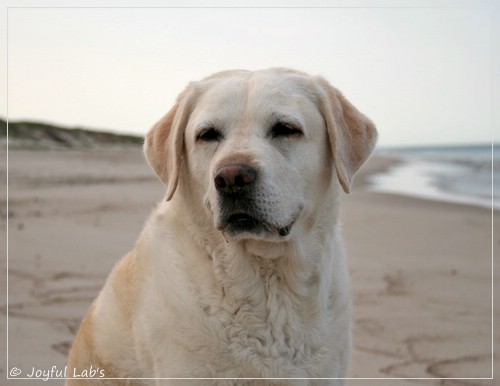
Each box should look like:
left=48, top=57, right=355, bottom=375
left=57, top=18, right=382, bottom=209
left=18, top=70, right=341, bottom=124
left=369, top=145, right=499, bottom=210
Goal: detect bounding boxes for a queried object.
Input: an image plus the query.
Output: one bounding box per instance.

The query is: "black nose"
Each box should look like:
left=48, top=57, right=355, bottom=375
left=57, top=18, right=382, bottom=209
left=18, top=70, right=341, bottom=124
left=214, top=164, right=257, bottom=195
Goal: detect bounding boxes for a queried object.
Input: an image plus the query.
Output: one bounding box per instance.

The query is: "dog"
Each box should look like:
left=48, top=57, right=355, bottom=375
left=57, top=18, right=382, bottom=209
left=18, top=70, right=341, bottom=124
left=66, top=68, right=377, bottom=385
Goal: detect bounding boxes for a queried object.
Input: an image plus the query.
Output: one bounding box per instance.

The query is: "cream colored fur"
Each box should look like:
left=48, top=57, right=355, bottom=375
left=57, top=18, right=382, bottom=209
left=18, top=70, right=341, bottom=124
left=66, top=68, right=377, bottom=386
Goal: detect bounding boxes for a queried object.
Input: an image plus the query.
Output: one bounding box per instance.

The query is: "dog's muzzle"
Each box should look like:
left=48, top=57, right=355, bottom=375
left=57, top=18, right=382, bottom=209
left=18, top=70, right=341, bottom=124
left=214, top=163, right=295, bottom=238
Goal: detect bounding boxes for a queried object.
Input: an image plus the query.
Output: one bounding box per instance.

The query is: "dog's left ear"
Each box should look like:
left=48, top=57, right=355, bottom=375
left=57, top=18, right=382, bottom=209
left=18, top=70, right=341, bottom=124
left=144, top=85, right=198, bottom=201
left=315, top=77, right=378, bottom=193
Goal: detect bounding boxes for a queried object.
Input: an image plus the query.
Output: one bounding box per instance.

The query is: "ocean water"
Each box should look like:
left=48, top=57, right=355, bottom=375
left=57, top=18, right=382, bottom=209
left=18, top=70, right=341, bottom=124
left=369, top=144, right=499, bottom=210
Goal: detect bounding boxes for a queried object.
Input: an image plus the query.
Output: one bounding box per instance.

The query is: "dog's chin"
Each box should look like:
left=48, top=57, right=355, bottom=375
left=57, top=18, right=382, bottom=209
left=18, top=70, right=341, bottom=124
left=217, top=212, right=297, bottom=242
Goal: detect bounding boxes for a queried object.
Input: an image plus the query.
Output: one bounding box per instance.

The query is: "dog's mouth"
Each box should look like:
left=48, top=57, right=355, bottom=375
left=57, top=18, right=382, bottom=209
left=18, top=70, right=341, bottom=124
left=221, top=212, right=269, bottom=236
left=227, top=213, right=259, bottom=226
left=218, top=211, right=296, bottom=239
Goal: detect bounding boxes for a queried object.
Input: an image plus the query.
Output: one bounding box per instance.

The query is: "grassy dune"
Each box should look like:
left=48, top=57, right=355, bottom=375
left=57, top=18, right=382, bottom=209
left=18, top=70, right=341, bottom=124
left=0, top=118, right=143, bottom=149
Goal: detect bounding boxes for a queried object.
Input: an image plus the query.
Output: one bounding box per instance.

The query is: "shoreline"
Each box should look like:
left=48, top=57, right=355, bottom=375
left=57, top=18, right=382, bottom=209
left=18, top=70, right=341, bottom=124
left=1, top=149, right=498, bottom=385
left=363, top=153, right=499, bottom=212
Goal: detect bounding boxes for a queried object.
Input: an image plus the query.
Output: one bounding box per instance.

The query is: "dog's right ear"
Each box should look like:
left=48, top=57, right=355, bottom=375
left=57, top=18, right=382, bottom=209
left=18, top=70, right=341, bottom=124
left=144, top=86, right=197, bottom=201
left=314, top=77, right=377, bottom=194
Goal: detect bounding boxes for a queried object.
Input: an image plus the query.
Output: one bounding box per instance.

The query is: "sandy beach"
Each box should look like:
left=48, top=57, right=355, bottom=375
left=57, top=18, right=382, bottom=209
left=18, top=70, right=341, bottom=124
left=1, top=148, right=498, bottom=385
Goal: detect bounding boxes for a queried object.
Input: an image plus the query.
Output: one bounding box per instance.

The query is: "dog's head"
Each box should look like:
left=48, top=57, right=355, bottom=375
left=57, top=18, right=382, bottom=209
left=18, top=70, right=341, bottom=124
left=145, top=68, right=377, bottom=242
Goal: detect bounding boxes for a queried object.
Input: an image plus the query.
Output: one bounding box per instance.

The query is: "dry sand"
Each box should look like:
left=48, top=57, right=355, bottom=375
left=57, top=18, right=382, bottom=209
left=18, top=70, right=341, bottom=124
left=1, top=148, right=498, bottom=385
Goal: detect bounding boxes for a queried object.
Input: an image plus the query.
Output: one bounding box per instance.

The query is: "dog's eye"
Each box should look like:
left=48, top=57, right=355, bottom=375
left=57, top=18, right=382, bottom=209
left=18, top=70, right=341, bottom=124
left=197, top=128, right=223, bottom=142
left=271, top=122, right=303, bottom=138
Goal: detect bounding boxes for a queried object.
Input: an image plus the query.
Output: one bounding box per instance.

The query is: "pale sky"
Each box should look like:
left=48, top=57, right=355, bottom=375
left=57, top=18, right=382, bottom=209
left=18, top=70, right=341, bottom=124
left=2, top=0, right=499, bottom=147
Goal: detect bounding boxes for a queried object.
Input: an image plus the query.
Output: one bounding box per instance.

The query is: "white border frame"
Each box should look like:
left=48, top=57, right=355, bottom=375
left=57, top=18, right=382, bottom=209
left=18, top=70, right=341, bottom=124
left=4, top=2, right=495, bottom=382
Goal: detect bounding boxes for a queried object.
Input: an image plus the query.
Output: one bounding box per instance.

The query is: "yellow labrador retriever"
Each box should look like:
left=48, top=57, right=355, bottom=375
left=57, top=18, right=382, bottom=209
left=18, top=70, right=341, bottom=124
left=66, top=68, right=377, bottom=385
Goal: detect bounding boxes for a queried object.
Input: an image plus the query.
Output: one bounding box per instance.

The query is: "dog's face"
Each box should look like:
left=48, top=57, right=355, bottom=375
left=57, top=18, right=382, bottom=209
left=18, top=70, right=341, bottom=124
left=186, top=71, right=330, bottom=241
left=145, top=69, right=377, bottom=243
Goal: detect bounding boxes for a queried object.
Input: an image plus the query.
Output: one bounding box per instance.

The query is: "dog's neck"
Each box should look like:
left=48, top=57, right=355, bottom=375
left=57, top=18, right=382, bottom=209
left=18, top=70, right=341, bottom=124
left=212, top=238, right=325, bottom=309
left=146, top=190, right=346, bottom=370
left=166, top=189, right=340, bottom=320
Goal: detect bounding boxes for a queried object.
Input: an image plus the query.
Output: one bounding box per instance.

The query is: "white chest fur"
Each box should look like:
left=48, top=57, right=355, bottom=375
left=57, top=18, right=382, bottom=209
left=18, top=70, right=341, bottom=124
left=133, top=210, right=350, bottom=382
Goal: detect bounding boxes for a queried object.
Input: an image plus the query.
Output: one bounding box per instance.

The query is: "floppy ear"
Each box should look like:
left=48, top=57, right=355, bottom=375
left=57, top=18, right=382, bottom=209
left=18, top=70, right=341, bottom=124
left=315, top=77, right=378, bottom=193
left=144, top=86, right=197, bottom=201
